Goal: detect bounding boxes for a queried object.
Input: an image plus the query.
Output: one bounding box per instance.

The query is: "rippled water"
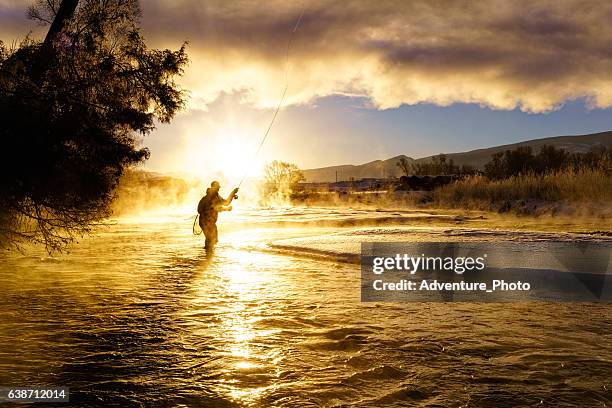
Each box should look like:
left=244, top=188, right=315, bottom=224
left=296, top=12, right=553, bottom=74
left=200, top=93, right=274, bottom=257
left=0, top=208, right=610, bottom=406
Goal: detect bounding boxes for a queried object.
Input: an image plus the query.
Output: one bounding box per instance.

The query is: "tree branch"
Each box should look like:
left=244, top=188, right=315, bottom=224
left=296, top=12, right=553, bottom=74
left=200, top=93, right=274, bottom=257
left=43, top=0, right=79, bottom=46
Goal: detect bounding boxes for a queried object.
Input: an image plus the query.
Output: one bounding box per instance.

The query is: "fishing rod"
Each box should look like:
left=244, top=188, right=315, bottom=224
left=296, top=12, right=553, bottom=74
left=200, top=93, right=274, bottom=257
left=236, top=8, right=304, bottom=189
left=193, top=9, right=304, bottom=235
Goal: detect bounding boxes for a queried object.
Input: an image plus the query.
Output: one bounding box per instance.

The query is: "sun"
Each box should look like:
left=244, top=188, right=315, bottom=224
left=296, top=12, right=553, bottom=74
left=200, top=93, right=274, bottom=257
left=215, top=133, right=259, bottom=180
left=181, top=121, right=266, bottom=184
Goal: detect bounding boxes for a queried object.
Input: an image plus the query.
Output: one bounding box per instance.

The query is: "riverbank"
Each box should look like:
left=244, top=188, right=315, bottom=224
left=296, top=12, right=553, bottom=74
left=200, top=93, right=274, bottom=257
left=290, top=166, right=611, bottom=221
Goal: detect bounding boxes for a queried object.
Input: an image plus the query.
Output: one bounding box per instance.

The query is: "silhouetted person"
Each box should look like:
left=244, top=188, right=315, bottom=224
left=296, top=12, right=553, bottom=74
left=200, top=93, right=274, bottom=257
left=197, top=181, right=239, bottom=250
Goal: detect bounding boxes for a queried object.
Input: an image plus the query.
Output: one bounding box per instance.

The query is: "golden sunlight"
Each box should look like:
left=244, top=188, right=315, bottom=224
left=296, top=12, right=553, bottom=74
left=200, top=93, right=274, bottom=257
left=181, top=121, right=266, bottom=184
left=3, top=1, right=612, bottom=407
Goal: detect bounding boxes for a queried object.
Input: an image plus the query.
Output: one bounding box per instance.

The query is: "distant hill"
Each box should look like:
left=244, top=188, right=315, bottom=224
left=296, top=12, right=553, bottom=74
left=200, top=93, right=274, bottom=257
left=302, top=131, right=611, bottom=182
left=413, top=131, right=612, bottom=169
left=302, top=155, right=414, bottom=182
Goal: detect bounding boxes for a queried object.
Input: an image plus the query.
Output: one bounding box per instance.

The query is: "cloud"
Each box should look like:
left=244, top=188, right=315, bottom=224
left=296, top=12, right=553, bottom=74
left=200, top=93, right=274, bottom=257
left=0, top=0, right=41, bottom=42
left=3, top=0, right=612, bottom=112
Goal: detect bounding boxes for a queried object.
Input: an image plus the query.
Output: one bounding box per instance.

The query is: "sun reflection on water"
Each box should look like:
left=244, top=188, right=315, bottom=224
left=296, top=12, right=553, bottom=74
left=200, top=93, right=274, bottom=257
left=208, top=248, right=283, bottom=404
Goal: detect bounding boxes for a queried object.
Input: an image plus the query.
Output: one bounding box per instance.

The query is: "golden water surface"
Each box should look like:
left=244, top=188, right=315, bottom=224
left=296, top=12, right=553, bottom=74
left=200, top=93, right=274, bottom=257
left=0, top=208, right=610, bottom=406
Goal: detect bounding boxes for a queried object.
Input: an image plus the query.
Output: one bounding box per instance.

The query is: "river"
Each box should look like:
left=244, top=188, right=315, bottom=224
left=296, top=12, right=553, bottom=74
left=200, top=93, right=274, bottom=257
left=0, top=207, right=610, bottom=406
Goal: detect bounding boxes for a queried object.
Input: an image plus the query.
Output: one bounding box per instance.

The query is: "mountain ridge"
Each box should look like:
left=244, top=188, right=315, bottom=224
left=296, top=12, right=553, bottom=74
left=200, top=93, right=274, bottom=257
left=301, top=131, right=612, bottom=182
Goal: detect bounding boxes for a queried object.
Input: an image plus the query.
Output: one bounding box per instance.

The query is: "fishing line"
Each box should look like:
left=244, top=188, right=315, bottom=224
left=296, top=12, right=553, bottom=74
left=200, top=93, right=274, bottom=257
left=237, top=8, right=304, bottom=189
left=193, top=9, right=303, bottom=236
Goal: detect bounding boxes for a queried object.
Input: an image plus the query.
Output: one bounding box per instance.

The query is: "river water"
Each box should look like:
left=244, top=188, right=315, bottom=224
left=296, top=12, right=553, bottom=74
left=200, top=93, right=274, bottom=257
left=0, top=207, right=610, bottom=406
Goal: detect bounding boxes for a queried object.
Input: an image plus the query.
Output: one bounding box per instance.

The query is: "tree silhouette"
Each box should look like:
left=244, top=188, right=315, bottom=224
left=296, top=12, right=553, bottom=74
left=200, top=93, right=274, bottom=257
left=262, top=161, right=304, bottom=198
left=396, top=157, right=411, bottom=176
left=0, top=0, right=188, bottom=251
left=483, top=144, right=610, bottom=179
left=411, top=154, right=460, bottom=176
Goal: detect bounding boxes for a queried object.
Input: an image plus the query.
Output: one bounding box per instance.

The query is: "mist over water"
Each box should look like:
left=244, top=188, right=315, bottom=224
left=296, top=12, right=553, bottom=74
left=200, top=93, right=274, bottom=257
left=0, top=208, right=610, bottom=406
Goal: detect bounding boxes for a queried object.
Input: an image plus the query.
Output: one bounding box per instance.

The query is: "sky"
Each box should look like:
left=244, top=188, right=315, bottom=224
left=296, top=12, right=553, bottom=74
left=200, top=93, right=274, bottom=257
left=1, top=0, right=612, bottom=179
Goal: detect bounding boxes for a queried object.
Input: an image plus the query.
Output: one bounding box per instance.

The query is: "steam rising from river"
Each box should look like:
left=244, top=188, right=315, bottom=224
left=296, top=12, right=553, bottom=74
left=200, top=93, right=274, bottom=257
left=110, top=170, right=265, bottom=218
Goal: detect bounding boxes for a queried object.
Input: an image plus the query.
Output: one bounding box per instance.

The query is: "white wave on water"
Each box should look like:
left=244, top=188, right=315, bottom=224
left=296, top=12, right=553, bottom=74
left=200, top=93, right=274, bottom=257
left=267, top=225, right=611, bottom=265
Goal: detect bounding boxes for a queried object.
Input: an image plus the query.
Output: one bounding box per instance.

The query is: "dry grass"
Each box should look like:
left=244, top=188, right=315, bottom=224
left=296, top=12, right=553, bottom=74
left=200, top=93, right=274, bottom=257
left=434, top=167, right=611, bottom=215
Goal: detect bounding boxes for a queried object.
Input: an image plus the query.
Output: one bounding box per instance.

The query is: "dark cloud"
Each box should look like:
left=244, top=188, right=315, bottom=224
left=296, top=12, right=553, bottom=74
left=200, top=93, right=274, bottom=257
left=3, top=0, right=612, bottom=111
left=493, top=8, right=583, bottom=37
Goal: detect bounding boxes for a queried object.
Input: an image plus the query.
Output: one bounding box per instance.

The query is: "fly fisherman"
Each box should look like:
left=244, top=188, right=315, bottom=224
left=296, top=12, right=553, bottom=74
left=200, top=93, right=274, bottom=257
left=197, top=181, right=239, bottom=251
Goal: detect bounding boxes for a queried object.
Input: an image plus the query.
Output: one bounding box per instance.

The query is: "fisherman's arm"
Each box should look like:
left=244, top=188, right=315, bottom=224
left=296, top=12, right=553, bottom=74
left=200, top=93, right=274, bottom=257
left=211, top=189, right=236, bottom=212
left=223, top=188, right=239, bottom=206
